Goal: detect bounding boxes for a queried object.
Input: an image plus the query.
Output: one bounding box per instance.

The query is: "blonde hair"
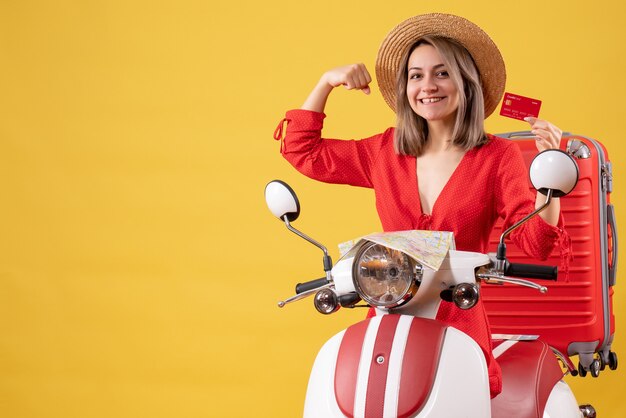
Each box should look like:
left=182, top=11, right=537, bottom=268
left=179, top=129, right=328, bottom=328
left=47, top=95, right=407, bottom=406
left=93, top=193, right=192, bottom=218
left=394, top=36, right=487, bottom=156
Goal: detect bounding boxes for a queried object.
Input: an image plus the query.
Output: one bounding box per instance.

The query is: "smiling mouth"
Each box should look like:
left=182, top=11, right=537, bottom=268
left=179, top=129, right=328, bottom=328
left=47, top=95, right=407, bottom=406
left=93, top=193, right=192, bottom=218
left=420, top=97, right=445, bottom=104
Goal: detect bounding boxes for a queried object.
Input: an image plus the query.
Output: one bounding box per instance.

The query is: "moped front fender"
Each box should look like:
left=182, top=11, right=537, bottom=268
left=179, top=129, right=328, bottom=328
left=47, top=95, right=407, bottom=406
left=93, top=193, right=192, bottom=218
left=304, top=314, right=491, bottom=418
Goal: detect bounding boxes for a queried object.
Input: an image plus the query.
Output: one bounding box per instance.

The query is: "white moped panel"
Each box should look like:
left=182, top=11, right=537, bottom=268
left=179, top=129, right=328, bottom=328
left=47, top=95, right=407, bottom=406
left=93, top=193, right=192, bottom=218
left=442, top=250, right=490, bottom=284
left=332, top=256, right=356, bottom=296
left=303, top=321, right=492, bottom=418
left=543, top=380, right=582, bottom=418
left=303, top=330, right=346, bottom=418
left=415, top=327, right=491, bottom=418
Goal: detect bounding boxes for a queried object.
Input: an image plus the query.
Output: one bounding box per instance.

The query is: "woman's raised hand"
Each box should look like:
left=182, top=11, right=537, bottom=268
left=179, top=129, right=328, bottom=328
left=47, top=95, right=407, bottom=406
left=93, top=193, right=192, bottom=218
left=322, top=63, right=372, bottom=95
left=302, top=63, right=372, bottom=112
left=524, top=117, right=563, bottom=152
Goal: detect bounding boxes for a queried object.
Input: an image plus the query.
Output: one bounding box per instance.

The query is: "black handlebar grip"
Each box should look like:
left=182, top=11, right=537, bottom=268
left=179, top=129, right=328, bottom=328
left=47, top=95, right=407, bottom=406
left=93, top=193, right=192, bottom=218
left=505, top=262, right=558, bottom=280
left=295, top=277, right=329, bottom=294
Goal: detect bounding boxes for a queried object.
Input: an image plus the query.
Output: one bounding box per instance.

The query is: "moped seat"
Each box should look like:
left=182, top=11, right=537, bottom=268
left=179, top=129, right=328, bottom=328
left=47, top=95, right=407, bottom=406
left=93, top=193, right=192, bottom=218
left=491, top=339, right=565, bottom=418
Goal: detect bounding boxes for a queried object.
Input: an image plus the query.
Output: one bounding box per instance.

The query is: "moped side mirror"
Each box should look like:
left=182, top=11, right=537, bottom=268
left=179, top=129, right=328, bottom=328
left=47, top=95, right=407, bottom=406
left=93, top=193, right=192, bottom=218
left=496, top=149, right=579, bottom=270
left=264, top=180, right=333, bottom=281
left=265, top=180, right=300, bottom=222
left=529, top=149, right=579, bottom=198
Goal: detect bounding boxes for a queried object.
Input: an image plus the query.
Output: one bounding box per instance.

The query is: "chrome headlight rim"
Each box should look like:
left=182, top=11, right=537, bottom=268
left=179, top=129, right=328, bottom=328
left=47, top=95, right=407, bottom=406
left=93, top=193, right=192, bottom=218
left=352, top=241, right=423, bottom=308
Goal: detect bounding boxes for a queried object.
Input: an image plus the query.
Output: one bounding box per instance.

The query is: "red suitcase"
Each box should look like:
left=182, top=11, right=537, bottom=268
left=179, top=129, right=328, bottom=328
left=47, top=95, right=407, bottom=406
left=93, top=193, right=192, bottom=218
left=482, top=131, right=618, bottom=377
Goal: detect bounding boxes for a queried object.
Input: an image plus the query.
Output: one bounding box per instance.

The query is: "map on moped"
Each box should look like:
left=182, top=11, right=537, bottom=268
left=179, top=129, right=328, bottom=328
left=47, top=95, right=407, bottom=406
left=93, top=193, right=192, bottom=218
left=338, top=230, right=455, bottom=271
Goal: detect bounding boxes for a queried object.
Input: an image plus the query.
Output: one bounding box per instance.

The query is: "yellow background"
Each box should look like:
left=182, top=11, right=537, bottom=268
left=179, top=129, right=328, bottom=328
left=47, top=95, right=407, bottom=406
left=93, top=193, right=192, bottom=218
left=1, top=0, right=625, bottom=417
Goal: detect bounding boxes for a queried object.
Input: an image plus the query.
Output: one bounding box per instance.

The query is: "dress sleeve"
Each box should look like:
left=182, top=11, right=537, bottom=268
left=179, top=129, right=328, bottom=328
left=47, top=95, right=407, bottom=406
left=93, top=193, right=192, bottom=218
left=494, top=142, right=571, bottom=263
left=274, top=109, right=385, bottom=188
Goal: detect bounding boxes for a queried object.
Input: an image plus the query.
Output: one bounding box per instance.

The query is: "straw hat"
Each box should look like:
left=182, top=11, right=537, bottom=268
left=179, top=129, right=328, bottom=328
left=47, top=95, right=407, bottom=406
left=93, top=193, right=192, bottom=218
left=375, top=13, right=506, bottom=118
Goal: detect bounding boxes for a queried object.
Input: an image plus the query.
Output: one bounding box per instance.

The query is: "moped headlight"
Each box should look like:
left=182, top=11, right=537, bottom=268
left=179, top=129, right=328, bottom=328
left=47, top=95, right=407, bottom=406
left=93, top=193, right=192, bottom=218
left=352, top=242, right=422, bottom=308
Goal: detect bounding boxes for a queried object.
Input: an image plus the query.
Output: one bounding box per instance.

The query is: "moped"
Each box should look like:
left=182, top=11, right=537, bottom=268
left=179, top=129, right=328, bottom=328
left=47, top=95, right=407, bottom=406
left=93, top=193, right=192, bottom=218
left=265, top=149, right=596, bottom=417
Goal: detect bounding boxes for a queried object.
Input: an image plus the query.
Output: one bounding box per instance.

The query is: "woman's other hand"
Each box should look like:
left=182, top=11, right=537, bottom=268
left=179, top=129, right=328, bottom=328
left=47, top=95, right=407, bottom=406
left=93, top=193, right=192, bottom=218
left=524, top=116, right=562, bottom=152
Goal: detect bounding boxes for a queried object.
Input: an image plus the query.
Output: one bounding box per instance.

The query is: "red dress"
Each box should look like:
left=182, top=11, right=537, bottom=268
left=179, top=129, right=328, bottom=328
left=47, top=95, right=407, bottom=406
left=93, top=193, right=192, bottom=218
left=275, top=109, right=570, bottom=397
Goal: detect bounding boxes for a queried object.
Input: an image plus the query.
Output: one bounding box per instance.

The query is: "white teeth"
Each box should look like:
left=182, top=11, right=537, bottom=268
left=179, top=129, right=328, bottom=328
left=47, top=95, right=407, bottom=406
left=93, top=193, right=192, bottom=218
left=421, top=97, right=443, bottom=103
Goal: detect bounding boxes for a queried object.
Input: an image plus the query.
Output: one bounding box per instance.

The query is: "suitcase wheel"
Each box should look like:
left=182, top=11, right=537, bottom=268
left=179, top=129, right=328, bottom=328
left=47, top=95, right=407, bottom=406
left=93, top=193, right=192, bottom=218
left=578, top=361, right=587, bottom=377
left=590, top=359, right=601, bottom=378
left=599, top=352, right=607, bottom=371
left=608, top=351, right=618, bottom=371
left=577, top=358, right=602, bottom=377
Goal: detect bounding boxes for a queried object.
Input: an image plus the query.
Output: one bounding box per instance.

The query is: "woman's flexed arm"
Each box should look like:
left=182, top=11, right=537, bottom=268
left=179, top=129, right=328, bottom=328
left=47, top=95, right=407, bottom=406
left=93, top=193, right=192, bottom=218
left=302, top=63, right=372, bottom=112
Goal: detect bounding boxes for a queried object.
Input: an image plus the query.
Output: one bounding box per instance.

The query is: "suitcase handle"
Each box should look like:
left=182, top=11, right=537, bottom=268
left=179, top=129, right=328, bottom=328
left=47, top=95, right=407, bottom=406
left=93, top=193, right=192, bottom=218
left=496, top=130, right=572, bottom=139
left=608, top=204, right=618, bottom=286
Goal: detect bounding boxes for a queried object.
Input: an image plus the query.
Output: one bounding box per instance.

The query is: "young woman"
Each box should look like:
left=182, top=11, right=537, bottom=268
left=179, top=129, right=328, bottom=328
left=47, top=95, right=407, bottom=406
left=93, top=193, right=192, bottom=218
left=273, top=13, right=570, bottom=398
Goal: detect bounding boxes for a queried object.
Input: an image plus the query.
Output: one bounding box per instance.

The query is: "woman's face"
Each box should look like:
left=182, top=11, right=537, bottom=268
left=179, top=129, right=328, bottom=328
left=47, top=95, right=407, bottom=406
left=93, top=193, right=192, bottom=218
left=406, top=44, right=460, bottom=125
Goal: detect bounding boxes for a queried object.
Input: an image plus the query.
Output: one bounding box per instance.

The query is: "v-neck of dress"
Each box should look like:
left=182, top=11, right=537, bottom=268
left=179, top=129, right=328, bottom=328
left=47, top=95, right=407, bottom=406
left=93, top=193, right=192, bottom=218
left=413, top=149, right=471, bottom=217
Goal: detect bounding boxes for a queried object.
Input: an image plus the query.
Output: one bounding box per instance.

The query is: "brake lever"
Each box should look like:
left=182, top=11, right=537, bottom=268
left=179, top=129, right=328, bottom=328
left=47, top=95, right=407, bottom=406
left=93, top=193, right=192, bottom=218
left=477, top=273, right=548, bottom=293
left=277, top=283, right=334, bottom=308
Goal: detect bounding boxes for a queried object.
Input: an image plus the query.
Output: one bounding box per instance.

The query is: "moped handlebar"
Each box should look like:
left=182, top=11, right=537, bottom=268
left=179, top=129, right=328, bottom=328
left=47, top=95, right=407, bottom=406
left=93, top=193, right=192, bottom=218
left=504, top=262, right=557, bottom=281
left=296, top=277, right=330, bottom=294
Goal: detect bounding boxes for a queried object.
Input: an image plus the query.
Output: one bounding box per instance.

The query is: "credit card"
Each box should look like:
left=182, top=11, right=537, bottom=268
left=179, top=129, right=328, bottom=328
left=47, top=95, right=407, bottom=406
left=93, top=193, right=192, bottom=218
left=499, top=92, right=542, bottom=121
